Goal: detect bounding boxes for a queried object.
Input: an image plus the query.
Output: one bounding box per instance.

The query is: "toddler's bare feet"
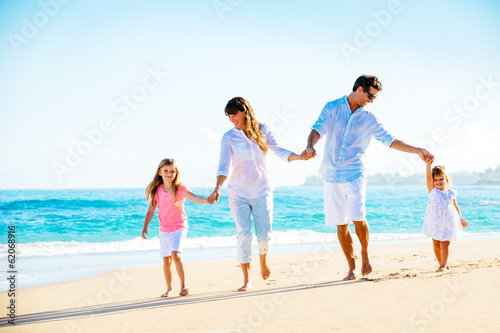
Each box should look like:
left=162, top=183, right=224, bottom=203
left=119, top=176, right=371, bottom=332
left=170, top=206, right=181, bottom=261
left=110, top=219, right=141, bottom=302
left=161, top=290, right=173, bottom=297
left=238, top=281, right=252, bottom=292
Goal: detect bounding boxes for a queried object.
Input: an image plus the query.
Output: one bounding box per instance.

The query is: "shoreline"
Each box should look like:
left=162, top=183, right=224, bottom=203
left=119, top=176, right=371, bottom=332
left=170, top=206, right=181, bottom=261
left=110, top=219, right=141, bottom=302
left=1, top=238, right=500, bottom=332
left=2, top=233, right=499, bottom=292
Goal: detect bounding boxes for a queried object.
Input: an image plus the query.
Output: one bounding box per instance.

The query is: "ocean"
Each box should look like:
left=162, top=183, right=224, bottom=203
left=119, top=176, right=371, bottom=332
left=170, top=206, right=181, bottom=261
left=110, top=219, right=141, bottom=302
left=1, top=185, right=499, bottom=291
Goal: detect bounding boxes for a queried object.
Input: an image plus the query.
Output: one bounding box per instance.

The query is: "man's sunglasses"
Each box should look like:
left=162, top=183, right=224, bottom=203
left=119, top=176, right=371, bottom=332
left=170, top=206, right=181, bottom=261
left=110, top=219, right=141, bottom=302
left=363, top=88, right=377, bottom=100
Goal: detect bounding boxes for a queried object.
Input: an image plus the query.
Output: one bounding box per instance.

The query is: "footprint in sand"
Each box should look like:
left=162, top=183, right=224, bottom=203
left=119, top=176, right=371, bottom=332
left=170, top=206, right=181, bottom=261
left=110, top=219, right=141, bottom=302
left=361, top=277, right=378, bottom=282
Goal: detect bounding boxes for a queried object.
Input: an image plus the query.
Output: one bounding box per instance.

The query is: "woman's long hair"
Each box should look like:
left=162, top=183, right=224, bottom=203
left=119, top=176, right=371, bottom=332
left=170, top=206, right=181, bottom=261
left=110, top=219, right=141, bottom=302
left=145, top=158, right=181, bottom=206
left=225, top=97, right=269, bottom=152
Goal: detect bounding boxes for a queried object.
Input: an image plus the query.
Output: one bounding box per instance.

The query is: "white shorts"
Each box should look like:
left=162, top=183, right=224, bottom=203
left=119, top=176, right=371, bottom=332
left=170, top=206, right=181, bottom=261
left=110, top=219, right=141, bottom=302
left=159, top=229, right=187, bottom=257
left=323, top=178, right=367, bottom=225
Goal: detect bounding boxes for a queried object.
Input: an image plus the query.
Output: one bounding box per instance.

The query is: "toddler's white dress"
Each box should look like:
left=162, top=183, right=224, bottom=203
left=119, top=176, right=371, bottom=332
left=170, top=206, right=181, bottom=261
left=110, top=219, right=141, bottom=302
left=423, top=187, right=463, bottom=241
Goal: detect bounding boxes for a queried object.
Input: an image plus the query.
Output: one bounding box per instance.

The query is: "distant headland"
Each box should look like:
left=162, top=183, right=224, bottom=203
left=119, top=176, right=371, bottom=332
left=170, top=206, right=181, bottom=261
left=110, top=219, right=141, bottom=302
left=303, top=165, right=500, bottom=186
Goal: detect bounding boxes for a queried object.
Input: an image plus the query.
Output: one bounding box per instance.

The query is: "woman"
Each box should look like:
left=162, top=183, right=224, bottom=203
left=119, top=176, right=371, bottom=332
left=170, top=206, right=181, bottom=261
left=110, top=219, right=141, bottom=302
left=208, top=97, right=305, bottom=291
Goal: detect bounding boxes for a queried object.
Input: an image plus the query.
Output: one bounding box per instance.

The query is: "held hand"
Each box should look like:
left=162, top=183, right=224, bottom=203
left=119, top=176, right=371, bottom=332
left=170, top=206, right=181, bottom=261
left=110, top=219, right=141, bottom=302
left=461, top=219, right=468, bottom=228
left=142, top=228, right=148, bottom=239
left=207, top=190, right=220, bottom=204
left=301, top=147, right=316, bottom=160
left=418, top=149, right=434, bottom=163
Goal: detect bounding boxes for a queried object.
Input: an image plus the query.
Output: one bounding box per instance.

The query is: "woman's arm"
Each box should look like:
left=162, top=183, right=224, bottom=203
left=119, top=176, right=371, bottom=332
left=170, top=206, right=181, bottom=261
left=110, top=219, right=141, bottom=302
left=263, top=124, right=301, bottom=162
left=209, top=134, right=230, bottom=204
left=426, top=160, right=434, bottom=193
left=142, top=198, right=157, bottom=239
left=208, top=175, right=227, bottom=203
left=453, top=198, right=468, bottom=228
left=186, top=191, right=209, bottom=204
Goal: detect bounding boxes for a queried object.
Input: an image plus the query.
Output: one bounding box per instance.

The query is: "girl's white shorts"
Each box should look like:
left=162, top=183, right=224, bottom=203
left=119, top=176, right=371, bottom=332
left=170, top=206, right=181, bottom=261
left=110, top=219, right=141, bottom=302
left=159, top=229, right=187, bottom=257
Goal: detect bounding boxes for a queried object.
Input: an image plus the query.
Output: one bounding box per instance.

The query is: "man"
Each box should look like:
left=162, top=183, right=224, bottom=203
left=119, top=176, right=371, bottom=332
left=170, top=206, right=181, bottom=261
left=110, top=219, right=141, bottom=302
left=303, top=75, right=433, bottom=280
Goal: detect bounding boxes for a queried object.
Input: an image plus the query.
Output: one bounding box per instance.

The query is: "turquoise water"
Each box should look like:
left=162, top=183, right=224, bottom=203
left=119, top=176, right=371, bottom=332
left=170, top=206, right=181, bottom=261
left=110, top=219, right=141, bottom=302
left=1, top=185, right=499, bottom=290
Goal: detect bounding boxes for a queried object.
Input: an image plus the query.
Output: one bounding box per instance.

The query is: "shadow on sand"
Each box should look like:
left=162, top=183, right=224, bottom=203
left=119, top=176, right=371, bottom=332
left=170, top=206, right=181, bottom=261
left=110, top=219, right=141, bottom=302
left=0, top=278, right=367, bottom=327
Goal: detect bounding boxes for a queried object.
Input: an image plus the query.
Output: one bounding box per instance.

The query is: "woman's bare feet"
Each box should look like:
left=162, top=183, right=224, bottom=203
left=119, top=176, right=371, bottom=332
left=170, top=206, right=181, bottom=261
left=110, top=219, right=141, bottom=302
left=179, top=286, right=189, bottom=296
left=260, top=254, right=271, bottom=280
left=436, top=266, right=450, bottom=272
left=161, top=290, right=173, bottom=297
left=343, top=269, right=358, bottom=281
left=238, top=281, right=252, bottom=292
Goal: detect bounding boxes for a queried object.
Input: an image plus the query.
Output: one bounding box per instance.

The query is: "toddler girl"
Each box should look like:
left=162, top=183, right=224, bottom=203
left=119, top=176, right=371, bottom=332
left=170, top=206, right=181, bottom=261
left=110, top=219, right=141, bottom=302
left=423, top=160, right=468, bottom=272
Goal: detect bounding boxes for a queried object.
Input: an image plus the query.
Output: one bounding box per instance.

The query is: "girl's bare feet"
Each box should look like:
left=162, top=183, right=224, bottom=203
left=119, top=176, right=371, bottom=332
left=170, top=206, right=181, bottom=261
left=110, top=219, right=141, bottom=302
left=161, top=290, right=173, bottom=297
left=238, top=281, right=252, bottom=292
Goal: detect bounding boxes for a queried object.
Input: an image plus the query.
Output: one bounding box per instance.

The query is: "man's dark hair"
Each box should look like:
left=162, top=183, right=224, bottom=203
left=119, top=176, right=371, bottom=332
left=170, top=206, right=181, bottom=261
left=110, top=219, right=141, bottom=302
left=352, top=75, right=383, bottom=92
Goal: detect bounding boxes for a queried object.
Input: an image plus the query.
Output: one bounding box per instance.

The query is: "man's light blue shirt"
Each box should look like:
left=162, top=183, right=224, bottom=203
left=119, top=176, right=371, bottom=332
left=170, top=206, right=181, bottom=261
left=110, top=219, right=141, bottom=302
left=312, top=96, right=394, bottom=184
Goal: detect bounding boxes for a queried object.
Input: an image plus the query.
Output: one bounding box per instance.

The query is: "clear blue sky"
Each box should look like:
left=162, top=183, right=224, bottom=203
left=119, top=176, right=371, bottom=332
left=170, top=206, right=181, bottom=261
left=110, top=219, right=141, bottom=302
left=1, top=0, right=500, bottom=189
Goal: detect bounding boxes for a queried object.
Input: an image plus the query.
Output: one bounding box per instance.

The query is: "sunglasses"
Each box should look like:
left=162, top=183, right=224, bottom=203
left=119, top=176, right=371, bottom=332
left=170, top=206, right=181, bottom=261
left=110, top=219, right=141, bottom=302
left=363, top=88, right=377, bottom=100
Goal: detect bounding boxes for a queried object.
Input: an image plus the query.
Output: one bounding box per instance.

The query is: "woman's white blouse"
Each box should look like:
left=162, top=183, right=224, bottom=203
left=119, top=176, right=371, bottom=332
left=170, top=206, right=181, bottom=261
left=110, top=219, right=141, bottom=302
left=217, top=123, right=292, bottom=198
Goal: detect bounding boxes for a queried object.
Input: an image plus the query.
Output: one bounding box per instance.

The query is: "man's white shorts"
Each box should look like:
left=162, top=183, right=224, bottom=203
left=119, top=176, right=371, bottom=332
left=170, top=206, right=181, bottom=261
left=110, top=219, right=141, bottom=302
left=323, top=178, right=367, bottom=225
left=159, top=229, right=187, bottom=257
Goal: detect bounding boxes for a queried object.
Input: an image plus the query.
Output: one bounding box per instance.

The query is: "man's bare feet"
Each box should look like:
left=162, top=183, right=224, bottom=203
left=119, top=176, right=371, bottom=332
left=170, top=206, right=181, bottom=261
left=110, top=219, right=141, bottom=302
left=179, top=287, right=189, bottom=296
left=361, top=255, right=373, bottom=277
left=161, top=290, right=173, bottom=297
left=238, top=281, right=252, bottom=292
left=436, top=266, right=450, bottom=272
left=343, top=269, right=358, bottom=281
left=260, top=254, right=271, bottom=280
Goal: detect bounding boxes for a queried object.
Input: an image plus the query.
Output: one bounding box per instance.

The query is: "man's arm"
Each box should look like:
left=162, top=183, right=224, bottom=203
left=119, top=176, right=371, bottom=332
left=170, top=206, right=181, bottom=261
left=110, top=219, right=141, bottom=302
left=390, top=139, right=434, bottom=162
left=302, top=129, right=320, bottom=159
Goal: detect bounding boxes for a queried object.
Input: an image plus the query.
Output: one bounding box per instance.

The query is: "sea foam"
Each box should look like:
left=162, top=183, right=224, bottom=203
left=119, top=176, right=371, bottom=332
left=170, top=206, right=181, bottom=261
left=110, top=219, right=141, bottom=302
left=2, top=230, right=498, bottom=258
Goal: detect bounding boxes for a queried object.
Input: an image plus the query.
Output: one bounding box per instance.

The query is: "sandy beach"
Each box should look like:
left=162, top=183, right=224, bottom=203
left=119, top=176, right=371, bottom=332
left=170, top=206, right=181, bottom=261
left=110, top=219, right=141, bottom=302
left=2, top=238, right=500, bottom=332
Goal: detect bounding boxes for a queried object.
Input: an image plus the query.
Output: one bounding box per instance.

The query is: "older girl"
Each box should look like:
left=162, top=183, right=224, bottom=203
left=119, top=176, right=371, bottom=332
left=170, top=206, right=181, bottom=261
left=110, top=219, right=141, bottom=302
left=142, top=158, right=210, bottom=297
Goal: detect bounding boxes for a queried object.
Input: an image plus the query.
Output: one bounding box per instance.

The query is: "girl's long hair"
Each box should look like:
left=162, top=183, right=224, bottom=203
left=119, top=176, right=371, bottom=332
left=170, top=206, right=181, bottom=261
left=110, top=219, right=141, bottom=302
left=145, top=158, right=182, bottom=206
left=225, top=97, right=269, bottom=152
